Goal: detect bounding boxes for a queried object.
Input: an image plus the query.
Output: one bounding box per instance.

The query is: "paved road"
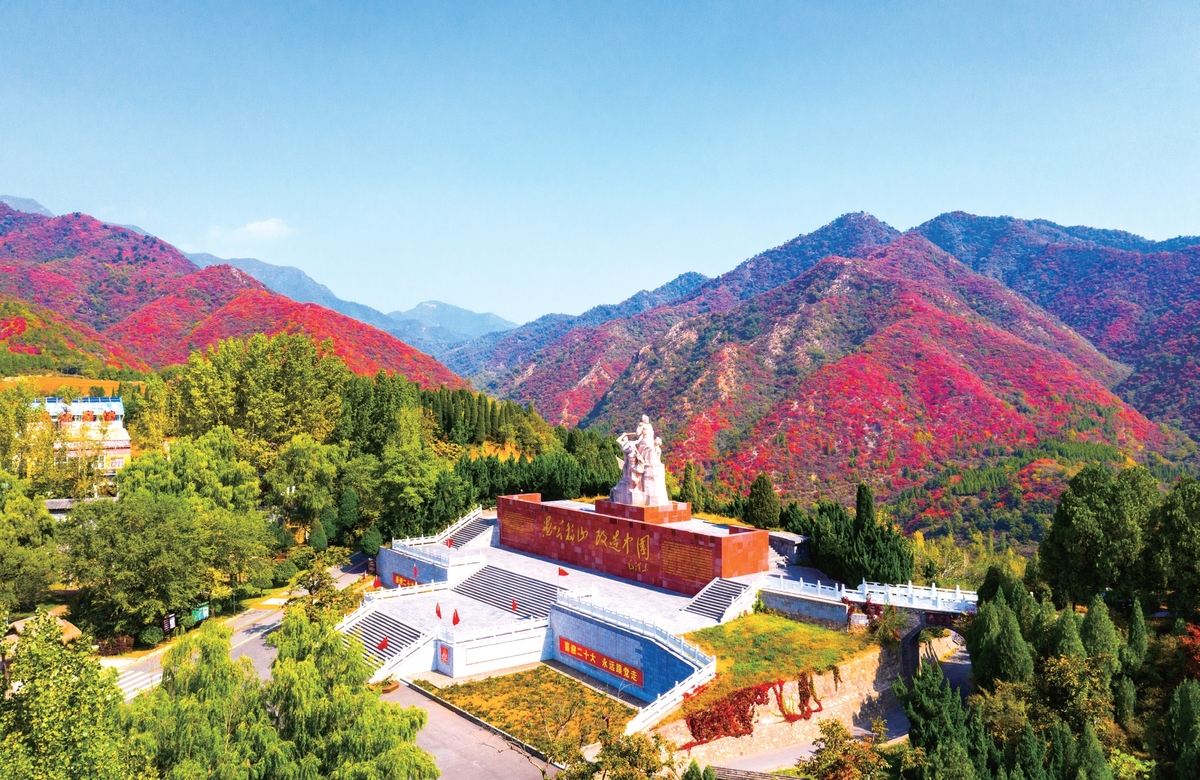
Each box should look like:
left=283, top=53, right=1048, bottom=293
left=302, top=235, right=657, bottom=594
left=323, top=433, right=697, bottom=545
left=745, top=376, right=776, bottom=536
left=114, top=551, right=543, bottom=778
left=383, top=685, right=556, bottom=780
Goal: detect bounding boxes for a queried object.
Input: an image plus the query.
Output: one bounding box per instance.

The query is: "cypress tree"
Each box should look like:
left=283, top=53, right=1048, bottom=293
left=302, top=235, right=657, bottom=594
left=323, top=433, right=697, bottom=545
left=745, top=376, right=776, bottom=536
left=339, top=489, right=360, bottom=537
left=1167, top=680, right=1200, bottom=769
left=894, top=661, right=967, bottom=756
left=966, top=599, right=1002, bottom=687
left=682, top=760, right=703, bottom=780
left=319, top=504, right=339, bottom=545
left=745, top=472, right=781, bottom=529
left=1074, top=723, right=1112, bottom=780
left=856, top=483, right=876, bottom=527
left=1114, top=676, right=1136, bottom=729
left=308, top=518, right=328, bottom=551
left=1080, top=595, right=1120, bottom=689
left=1031, top=595, right=1060, bottom=659
left=680, top=462, right=704, bottom=512
left=965, top=705, right=996, bottom=780
left=1046, top=720, right=1076, bottom=780
left=360, top=525, right=383, bottom=556
left=1017, top=721, right=1047, bottom=780
left=1121, top=600, right=1147, bottom=675
left=993, top=593, right=1035, bottom=685
left=1053, top=609, right=1086, bottom=660
left=472, top=394, right=487, bottom=444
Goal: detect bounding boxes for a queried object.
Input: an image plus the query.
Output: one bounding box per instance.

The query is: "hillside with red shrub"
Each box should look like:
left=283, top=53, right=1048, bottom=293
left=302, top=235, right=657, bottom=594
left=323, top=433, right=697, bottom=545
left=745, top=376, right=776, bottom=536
left=0, top=203, right=465, bottom=387
left=583, top=236, right=1192, bottom=535
left=469, top=213, right=899, bottom=425
left=916, top=212, right=1200, bottom=439
left=0, top=295, right=148, bottom=375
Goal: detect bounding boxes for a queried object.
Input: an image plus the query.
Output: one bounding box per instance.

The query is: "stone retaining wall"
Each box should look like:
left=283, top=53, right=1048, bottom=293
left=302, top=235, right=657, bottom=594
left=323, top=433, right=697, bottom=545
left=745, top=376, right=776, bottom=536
left=653, top=644, right=903, bottom=765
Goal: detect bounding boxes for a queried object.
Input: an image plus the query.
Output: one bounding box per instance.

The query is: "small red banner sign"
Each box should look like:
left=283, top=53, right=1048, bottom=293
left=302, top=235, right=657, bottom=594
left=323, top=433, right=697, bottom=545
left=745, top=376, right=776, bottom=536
left=558, top=637, right=643, bottom=687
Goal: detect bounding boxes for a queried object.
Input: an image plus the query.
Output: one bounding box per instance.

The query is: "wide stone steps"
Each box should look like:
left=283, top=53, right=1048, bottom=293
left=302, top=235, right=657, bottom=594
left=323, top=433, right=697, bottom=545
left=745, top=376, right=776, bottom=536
left=684, top=578, right=749, bottom=621
left=344, top=612, right=424, bottom=663
left=448, top=517, right=494, bottom=548
left=453, top=565, right=561, bottom=619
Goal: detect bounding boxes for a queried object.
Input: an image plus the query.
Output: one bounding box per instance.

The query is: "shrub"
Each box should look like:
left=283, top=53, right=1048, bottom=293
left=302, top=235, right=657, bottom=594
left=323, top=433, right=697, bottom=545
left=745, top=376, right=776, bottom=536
left=360, top=525, right=383, bottom=556
left=178, top=611, right=197, bottom=631
left=139, top=625, right=164, bottom=648
left=273, top=559, right=299, bottom=587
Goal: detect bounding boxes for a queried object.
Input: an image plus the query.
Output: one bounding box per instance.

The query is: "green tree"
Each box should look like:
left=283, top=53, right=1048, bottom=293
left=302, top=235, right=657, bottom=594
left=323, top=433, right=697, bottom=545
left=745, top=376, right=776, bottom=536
left=265, top=433, right=344, bottom=528
left=557, top=730, right=676, bottom=780
left=1121, top=600, right=1147, bottom=675
left=338, top=487, right=361, bottom=542
left=266, top=607, right=439, bottom=778
left=1075, top=723, right=1113, bottom=780
left=992, top=593, right=1035, bottom=686
left=1079, top=595, right=1120, bottom=690
left=360, top=524, right=383, bottom=556
left=0, top=474, right=60, bottom=620
left=1046, top=720, right=1077, bottom=780
left=680, top=462, right=704, bottom=512
left=1017, top=721, right=1047, bottom=780
left=745, top=472, right=781, bottom=529
left=0, top=612, right=151, bottom=780
left=117, top=425, right=259, bottom=512
left=308, top=517, right=328, bottom=551
left=1166, top=680, right=1200, bottom=779
left=895, top=661, right=968, bottom=779
left=798, top=718, right=888, bottom=780
left=1150, top=477, right=1200, bottom=615
left=128, top=621, right=287, bottom=778
left=1039, top=465, right=1158, bottom=606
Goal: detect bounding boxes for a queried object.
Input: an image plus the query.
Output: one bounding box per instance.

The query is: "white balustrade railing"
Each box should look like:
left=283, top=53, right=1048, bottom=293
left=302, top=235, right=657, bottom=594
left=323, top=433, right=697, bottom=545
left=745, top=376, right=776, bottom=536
left=436, top=618, right=549, bottom=646
left=624, top=659, right=717, bottom=735
left=391, top=541, right=486, bottom=568
left=555, top=594, right=713, bottom=670
left=759, top=575, right=977, bottom=613
left=363, top=580, right=452, bottom=603
left=392, top=506, right=483, bottom=548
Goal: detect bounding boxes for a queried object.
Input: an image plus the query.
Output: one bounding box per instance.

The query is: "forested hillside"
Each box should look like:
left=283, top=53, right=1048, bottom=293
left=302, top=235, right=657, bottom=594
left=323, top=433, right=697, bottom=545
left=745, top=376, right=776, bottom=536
left=917, top=212, right=1200, bottom=440
left=0, top=203, right=464, bottom=387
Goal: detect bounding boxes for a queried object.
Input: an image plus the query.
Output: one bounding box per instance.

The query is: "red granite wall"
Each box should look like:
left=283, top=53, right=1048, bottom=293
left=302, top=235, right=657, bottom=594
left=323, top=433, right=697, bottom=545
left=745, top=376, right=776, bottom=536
left=497, top=494, right=770, bottom=596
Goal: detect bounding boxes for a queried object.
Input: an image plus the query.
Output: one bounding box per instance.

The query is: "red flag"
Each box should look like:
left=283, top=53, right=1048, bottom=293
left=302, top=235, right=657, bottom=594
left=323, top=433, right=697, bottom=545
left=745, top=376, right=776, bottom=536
left=436, top=603, right=442, bottom=619
left=413, top=564, right=419, bottom=580
left=558, top=567, right=568, bottom=576
left=446, top=538, right=453, bottom=548
left=372, top=577, right=381, bottom=588
left=512, top=599, right=518, bottom=612
left=452, top=609, right=460, bottom=626
left=376, top=636, right=389, bottom=650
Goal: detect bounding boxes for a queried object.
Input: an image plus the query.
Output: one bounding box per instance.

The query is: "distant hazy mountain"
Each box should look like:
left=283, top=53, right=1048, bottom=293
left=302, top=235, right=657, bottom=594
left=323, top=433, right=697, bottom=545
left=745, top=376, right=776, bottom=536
left=0, top=195, right=54, bottom=217
left=187, top=253, right=514, bottom=357
left=389, top=301, right=517, bottom=341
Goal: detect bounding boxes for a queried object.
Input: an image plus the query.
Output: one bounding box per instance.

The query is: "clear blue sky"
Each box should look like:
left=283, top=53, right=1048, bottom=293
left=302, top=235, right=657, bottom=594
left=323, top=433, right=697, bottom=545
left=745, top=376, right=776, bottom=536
left=2, top=2, right=1198, bottom=323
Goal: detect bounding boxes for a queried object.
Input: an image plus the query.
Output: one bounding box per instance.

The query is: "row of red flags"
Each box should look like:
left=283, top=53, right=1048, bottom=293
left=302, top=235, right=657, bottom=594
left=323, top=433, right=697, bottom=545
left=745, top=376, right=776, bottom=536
left=373, top=565, right=571, bottom=651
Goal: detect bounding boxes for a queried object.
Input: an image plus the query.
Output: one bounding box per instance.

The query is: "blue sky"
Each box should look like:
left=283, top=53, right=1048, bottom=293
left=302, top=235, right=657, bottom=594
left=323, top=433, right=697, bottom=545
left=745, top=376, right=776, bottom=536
left=2, top=2, right=1198, bottom=322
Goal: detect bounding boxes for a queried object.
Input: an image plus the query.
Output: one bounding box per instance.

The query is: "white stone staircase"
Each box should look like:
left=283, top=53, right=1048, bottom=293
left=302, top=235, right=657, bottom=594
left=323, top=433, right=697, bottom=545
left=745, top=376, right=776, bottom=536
left=684, top=578, right=750, bottom=621
left=452, top=565, right=562, bottom=619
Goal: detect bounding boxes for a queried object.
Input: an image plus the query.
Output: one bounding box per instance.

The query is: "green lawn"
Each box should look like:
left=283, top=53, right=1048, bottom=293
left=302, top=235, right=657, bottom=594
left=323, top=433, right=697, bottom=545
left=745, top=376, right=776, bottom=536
left=680, top=613, right=870, bottom=716
left=413, top=665, right=634, bottom=754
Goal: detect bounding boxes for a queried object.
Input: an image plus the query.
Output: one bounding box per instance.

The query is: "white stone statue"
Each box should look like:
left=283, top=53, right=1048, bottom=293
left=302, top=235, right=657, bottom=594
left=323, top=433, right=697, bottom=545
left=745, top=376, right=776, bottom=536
left=610, top=416, right=670, bottom=507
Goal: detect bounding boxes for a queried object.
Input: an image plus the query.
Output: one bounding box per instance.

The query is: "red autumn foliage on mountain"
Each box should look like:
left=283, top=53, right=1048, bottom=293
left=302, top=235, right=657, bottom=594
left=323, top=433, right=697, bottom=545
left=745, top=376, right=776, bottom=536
left=916, top=212, right=1200, bottom=440
left=0, top=203, right=464, bottom=387
left=471, top=213, right=900, bottom=426
left=586, top=235, right=1188, bottom=519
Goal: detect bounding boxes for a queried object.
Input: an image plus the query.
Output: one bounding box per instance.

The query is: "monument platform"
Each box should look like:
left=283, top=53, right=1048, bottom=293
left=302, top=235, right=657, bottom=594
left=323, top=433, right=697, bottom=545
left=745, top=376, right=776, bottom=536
left=497, top=493, right=771, bottom=596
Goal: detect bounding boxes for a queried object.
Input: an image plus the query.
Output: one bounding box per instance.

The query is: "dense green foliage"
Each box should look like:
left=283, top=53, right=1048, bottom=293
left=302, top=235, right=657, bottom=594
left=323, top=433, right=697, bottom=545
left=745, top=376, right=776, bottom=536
left=786, top=484, right=914, bottom=585
left=745, top=472, right=781, bottom=529
left=0, top=613, right=152, bottom=780
left=0, top=473, right=59, bottom=621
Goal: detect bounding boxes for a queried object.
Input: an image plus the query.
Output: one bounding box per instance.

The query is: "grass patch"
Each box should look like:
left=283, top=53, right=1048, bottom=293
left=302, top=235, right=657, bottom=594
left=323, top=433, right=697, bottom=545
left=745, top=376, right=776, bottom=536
left=413, top=665, right=635, bottom=754
left=680, top=613, right=870, bottom=716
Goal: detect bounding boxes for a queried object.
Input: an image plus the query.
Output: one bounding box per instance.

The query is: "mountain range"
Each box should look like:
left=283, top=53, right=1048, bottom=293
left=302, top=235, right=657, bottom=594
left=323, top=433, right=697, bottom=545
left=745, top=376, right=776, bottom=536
left=1, top=192, right=1196, bottom=540
left=0, top=202, right=463, bottom=387
left=186, top=252, right=517, bottom=356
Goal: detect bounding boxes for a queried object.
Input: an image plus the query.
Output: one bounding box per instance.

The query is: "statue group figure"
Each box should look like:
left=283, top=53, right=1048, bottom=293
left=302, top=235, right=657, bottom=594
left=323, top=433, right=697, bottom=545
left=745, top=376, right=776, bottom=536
left=609, top=415, right=670, bottom=507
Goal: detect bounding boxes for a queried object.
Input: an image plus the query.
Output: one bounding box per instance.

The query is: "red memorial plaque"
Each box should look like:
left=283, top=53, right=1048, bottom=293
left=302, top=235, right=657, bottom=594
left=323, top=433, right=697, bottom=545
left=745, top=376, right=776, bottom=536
left=558, top=637, right=643, bottom=687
